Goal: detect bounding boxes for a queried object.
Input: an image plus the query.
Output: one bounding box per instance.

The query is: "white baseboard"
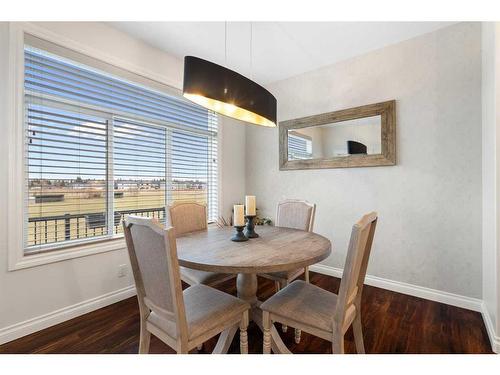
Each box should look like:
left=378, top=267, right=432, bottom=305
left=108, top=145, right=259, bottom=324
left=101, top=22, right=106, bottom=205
left=0, top=285, right=136, bottom=345
left=481, top=303, right=500, bottom=354
left=310, top=264, right=483, bottom=312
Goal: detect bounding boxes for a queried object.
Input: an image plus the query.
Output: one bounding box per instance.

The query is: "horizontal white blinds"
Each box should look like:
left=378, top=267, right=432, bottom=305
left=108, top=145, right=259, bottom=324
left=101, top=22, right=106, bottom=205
left=25, top=49, right=216, bottom=133
left=25, top=41, right=218, bottom=252
left=288, top=134, right=312, bottom=160
left=113, top=119, right=167, bottom=235
left=171, top=129, right=218, bottom=220
left=26, top=104, right=109, bottom=246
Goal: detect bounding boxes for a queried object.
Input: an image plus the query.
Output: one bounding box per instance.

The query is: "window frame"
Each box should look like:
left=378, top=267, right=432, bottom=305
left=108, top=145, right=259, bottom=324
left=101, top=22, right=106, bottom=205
left=7, top=23, right=221, bottom=271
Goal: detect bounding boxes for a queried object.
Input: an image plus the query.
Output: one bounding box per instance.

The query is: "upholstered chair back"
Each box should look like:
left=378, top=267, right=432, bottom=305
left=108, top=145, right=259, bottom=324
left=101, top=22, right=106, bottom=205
left=169, top=203, right=208, bottom=236
left=276, top=199, right=316, bottom=232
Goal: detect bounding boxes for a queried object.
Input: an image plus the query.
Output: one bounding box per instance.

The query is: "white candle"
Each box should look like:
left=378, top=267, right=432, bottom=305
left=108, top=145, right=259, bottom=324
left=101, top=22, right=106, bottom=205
left=245, top=195, right=256, bottom=216
left=234, top=205, right=245, bottom=226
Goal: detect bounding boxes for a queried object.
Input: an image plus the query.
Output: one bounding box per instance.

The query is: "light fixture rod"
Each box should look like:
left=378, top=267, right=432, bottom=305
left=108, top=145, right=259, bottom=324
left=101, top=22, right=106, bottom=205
left=250, top=22, right=253, bottom=79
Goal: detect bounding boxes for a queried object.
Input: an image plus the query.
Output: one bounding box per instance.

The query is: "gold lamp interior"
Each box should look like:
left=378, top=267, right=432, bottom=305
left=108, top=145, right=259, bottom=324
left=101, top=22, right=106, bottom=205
left=184, top=93, right=276, bottom=127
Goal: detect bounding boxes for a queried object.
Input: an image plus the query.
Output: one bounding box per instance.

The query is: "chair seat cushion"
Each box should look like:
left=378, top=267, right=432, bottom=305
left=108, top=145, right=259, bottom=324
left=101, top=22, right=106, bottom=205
left=259, top=268, right=305, bottom=283
left=180, top=266, right=234, bottom=286
left=148, top=284, right=249, bottom=340
left=260, top=280, right=338, bottom=332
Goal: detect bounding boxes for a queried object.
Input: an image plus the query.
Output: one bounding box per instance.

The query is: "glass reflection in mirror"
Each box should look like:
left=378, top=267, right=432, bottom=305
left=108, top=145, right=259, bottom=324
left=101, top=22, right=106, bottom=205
left=287, top=115, right=382, bottom=161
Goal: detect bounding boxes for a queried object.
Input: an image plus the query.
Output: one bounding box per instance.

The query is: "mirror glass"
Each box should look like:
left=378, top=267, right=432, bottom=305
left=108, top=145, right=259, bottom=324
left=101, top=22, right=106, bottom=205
left=287, top=115, right=382, bottom=160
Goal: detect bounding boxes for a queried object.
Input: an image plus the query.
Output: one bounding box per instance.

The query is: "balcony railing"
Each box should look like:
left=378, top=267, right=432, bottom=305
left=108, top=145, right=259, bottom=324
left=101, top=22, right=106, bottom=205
left=28, top=207, right=165, bottom=246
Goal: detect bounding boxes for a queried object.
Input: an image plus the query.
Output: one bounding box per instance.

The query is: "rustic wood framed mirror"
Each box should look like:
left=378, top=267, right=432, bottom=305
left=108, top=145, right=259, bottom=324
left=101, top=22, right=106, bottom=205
left=279, top=100, right=396, bottom=170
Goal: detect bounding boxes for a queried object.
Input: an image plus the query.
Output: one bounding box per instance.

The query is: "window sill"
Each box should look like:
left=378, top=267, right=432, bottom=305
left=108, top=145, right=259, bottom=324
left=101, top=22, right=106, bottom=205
left=11, top=222, right=216, bottom=271
left=9, top=237, right=127, bottom=271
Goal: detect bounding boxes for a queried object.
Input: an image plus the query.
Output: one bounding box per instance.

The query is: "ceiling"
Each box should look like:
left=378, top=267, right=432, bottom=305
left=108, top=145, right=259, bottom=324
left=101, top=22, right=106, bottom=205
left=109, top=22, right=455, bottom=85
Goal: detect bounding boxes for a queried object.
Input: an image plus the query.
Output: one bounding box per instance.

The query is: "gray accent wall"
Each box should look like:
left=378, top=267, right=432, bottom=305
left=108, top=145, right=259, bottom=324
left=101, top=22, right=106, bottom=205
left=245, top=22, right=482, bottom=298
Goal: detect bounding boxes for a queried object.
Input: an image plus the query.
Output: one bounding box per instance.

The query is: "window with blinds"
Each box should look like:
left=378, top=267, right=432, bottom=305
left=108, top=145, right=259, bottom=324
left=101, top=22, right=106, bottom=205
left=288, top=132, right=313, bottom=160
left=24, top=39, right=218, bottom=252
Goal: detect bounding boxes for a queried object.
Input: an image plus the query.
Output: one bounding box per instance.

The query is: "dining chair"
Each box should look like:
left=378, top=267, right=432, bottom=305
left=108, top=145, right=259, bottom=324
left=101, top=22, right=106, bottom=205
left=123, top=216, right=250, bottom=354
left=259, top=199, right=316, bottom=343
left=261, top=212, right=378, bottom=354
left=169, top=203, right=235, bottom=287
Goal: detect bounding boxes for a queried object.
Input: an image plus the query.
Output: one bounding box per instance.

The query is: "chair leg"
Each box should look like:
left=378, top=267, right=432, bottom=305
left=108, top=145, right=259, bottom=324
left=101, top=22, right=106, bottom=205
left=138, top=322, right=151, bottom=354
left=294, top=328, right=302, bottom=344
left=240, top=311, right=249, bottom=354
left=274, top=280, right=281, bottom=293
left=332, top=329, right=345, bottom=354
left=305, top=266, right=310, bottom=283
left=263, top=311, right=272, bottom=354
left=176, top=339, right=189, bottom=354
left=275, top=281, right=288, bottom=333
left=352, top=313, right=366, bottom=354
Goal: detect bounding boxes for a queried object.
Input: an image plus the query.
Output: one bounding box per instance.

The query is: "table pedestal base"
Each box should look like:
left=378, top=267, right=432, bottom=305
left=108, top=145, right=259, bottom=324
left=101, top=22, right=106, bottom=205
left=213, top=273, right=291, bottom=354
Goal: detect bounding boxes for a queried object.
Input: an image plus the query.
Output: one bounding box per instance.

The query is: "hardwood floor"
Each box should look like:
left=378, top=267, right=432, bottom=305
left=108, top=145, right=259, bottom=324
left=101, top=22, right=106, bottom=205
left=0, top=272, right=492, bottom=354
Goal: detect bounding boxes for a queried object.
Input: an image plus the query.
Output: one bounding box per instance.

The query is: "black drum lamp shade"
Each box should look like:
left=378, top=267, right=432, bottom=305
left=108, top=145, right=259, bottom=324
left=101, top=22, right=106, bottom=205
left=183, top=56, right=277, bottom=127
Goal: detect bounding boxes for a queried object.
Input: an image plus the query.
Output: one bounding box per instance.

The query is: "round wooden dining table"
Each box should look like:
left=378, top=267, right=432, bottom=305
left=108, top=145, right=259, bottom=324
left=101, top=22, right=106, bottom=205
left=175, top=225, right=332, bottom=353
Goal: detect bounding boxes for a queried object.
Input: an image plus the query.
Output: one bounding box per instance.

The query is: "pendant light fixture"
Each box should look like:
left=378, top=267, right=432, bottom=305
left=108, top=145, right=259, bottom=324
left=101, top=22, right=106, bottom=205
left=183, top=23, right=277, bottom=127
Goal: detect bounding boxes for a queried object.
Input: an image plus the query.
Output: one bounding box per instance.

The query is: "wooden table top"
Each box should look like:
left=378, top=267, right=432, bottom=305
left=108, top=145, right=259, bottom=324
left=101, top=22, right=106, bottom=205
left=176, top=225, right=332, bottom=274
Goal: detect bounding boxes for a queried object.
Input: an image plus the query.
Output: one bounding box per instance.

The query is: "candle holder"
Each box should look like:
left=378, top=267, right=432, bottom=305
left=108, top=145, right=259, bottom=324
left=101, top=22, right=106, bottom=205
left=244, top=215, right=259, bottom=238
left=231, top=226, right=248, bottom=242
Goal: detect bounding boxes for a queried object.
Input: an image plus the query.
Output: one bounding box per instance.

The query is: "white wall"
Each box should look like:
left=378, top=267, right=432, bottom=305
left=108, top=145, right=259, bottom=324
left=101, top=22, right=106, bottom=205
left=246, top=22, right=482, bottom=299
left=0, top=22, right=245, bottom=342
left=481, top=21, right=500, bottom=353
